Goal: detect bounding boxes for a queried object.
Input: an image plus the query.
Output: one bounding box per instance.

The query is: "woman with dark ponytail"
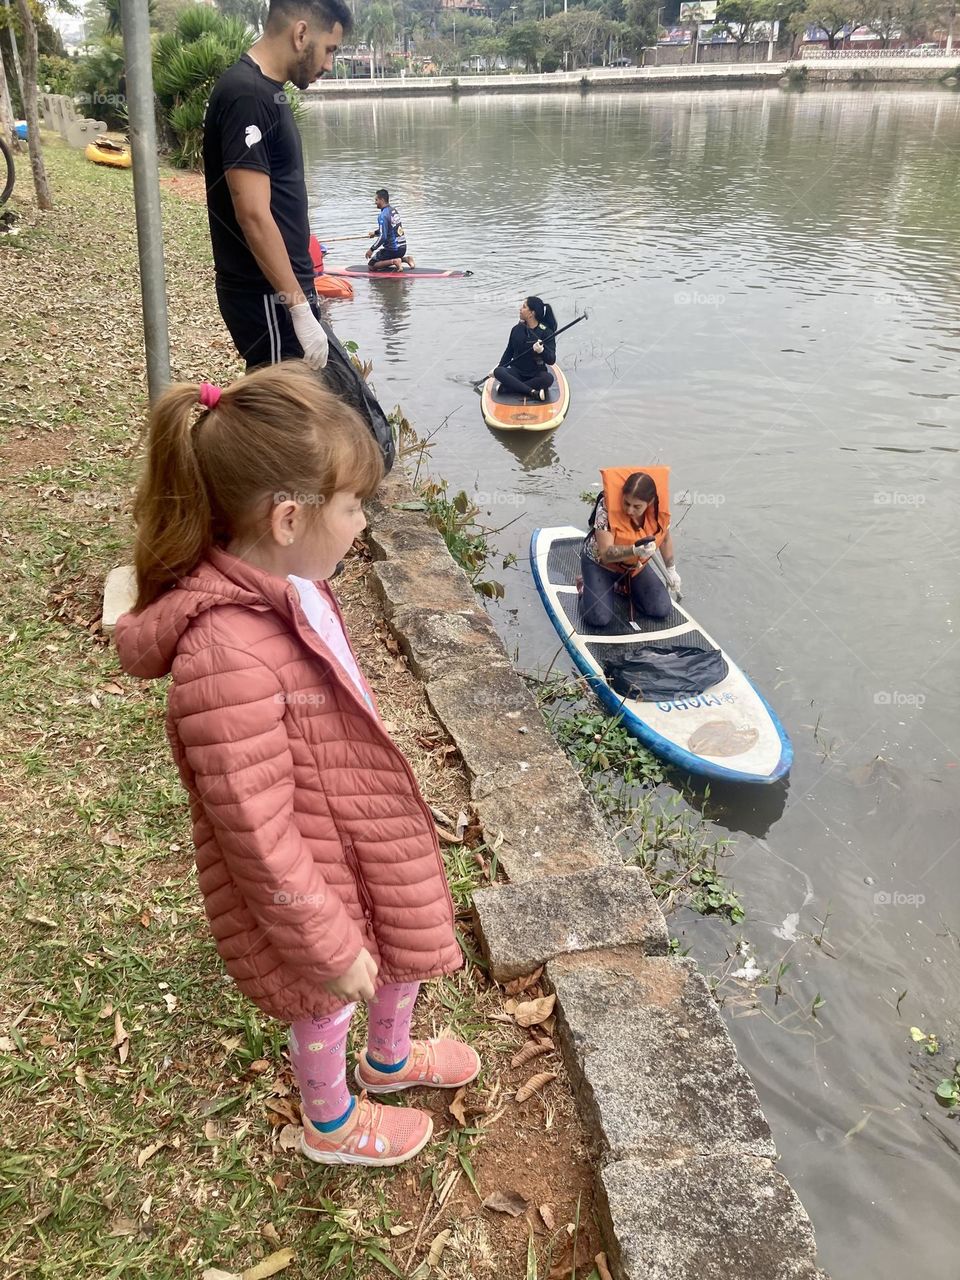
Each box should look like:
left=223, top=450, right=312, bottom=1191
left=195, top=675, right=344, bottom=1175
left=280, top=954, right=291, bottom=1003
left=489, top=296, right=558, bottom=401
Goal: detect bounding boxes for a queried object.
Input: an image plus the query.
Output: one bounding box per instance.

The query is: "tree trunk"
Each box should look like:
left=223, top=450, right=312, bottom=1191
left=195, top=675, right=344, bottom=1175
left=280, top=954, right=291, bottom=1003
left=0, top=34, right=22, bottom=151
left=3, top=0, right=24, bottom=105
left=947, top=10, right=956, bottom=53
left=14, top=0, right=51, bottom=209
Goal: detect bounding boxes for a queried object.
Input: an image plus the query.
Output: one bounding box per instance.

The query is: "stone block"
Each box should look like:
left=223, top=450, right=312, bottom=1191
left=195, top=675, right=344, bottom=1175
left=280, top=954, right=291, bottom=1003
left=388, top=604, right=509, bottom=682
left=425, top=665, right=560, bottom=780
left=369, top=555, right=478, bottom=618
left=66, top=118, right=108, bottom=149
left=598, top=1155, right=826, bottom=1280
left=547, top=951, right=775, bottom=1162
left=472, top=751, right=618, bottom=883
left=102, top=564, right=137, bottom=637
left=473, top=866, right=668, bottom=982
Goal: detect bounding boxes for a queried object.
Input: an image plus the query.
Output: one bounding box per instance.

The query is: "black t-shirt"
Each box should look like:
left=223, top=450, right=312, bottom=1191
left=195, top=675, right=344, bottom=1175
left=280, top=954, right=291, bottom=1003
left=203, top=54, right=313, bottom=292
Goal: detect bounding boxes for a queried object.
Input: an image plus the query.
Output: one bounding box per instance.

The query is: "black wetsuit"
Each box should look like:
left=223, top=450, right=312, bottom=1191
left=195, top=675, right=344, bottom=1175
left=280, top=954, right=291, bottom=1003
left=494, top=322, right=556, bottom=397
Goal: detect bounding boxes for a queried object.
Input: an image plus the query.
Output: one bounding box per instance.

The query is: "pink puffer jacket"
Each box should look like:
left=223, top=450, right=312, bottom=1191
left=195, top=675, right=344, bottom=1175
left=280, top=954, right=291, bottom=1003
left=115, top=549, right=461, bottom=1022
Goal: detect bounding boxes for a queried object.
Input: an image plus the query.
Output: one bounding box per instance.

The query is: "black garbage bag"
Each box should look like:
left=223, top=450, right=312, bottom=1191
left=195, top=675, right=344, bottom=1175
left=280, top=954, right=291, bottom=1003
left=602, top=645, right=728, bottom=702
left=319, top=322, right=396, bottom=472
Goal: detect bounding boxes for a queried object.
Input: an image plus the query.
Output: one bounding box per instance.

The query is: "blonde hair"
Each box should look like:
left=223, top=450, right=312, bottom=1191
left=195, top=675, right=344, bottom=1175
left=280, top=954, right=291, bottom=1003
left=131, top=362, right=384, bottom=611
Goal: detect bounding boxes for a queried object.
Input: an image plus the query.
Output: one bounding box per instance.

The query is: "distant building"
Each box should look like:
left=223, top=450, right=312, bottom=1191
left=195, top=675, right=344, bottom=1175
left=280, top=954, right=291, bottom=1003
left=440, top=0, right=492, bottom=16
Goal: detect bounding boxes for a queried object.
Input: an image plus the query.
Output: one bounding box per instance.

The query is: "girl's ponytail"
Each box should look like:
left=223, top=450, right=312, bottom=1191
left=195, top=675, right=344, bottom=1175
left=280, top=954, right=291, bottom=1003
left=132, top=383, right=216, bottom=611
left=129, top=363, right=383, bottom=614
left=541, top=302, right=558, bottom=334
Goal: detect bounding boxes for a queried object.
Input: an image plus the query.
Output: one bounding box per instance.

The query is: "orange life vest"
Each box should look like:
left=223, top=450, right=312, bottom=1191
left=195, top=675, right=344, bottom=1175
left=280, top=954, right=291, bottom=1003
left=599, top=466, right=671, bottom=576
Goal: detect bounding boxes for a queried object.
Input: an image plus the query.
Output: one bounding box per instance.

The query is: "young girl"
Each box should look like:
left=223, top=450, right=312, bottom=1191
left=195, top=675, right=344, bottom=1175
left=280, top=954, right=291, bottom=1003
left=115, top=363, right=478, bottom=1168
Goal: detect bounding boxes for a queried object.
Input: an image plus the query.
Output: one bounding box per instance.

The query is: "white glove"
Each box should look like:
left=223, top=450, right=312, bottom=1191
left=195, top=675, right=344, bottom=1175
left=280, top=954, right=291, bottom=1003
left=289, top=302, right=329, bottom=370
left=664, top=566, right=682, bottom=591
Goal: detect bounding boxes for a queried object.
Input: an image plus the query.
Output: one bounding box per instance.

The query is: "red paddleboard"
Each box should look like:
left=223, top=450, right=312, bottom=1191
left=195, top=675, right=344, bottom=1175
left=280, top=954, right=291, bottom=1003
left=324, top=263, right=473, bottom=280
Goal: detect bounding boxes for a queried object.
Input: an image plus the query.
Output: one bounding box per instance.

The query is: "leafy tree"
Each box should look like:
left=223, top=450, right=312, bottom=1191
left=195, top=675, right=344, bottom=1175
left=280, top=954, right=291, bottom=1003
left=73, top=32, right=125, bottom=125
left=364, top=2, right=395, bottom=77
left=505, top=18, right=542, bottom=66
left=624, top=0, right=660, bottom=50
left=713, top=0, right=769, bottom=55
left=789, top=0, right=863, bottom=46
left=214, top=0, right=268, bottom=34
left=542, top=6, right=613, bottom=67
left=101, top=0, right=155, bottom=34
left=153, top=3, right=253, bottom=166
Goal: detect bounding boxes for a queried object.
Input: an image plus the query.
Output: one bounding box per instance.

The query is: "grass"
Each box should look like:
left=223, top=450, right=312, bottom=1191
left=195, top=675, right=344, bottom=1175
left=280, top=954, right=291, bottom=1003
left=0, top=138, right=600, bottom=1278
left=536, top=676, right=743, bottom=925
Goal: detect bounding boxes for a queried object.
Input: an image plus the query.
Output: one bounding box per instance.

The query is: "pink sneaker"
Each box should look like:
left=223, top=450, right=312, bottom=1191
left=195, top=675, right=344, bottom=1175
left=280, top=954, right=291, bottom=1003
left=300, top=1096, right=433, bottom=1167
left=355, top=1038, right=481, bottom=1094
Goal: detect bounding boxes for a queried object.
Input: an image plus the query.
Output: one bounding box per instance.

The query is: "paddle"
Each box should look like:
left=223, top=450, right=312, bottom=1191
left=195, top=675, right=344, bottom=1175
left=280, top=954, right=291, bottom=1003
left=320, top=234, right=372, bottom=244
left=472, top=311, right=589, bottom=390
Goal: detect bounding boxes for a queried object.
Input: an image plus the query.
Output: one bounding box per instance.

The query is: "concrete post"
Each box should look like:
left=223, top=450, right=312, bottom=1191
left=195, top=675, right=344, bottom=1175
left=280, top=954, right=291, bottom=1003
left=119, top=0, right=171, bottom=403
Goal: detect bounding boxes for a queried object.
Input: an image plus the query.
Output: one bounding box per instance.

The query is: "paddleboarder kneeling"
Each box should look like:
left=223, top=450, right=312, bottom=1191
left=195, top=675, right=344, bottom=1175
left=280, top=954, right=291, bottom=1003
left=365, top=189, right=415, bottom=272
left=489, top=297, right=557, bottom=401
left=582, top=468, right=682, bottom=627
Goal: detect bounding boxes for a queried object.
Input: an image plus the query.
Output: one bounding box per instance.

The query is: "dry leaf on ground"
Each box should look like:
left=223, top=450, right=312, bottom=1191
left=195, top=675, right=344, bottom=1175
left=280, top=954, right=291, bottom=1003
left=504, top=966, right=544, bottom=996
left=427, top=1228, right=452, bottom=1266
left=539, top=1203, right=556, bottom=1231
left=136, top=1140, right=165, bottom=1169
left=515, top=1071, right=558, bottom=1103
left=277, top=1124, right=301, bottom=1152
left=514, top=994, right=556, bottom=1028
left=511, top=1038, right=554, bottom=1068
left=240, top=1248, right=295, bottom=1280
left=107, top=1216, right=139, bottom=1237
left=112, top=1011, right=129, bottom=1063
left=595, top=1252, right=614, bottom=1280
left=482, top=1190, right=529, bottom=1216
left=448, top=1086, right=468, bottom=1127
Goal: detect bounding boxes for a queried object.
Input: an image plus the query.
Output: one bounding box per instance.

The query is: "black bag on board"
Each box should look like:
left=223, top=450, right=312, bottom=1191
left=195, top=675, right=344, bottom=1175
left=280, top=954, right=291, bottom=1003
left=603, top=645, right=728, bottom=702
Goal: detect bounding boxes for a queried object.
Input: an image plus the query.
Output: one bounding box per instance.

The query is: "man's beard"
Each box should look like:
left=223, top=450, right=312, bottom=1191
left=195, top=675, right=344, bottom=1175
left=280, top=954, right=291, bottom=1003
left=292, top=41, right=318, bottom=90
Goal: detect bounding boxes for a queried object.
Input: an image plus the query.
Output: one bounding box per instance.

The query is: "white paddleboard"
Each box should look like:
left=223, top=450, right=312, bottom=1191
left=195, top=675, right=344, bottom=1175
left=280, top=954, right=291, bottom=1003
left=531, top=526, right=792, bottom=785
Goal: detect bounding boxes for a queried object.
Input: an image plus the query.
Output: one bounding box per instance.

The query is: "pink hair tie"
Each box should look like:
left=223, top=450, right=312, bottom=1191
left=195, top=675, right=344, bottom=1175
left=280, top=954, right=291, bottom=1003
left=198, top=381, right=222, bottom=409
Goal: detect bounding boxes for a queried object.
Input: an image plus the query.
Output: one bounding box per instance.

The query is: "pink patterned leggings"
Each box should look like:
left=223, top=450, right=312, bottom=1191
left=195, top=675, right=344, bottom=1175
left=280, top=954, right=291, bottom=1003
left=288, top=981, right=420, bottom=1132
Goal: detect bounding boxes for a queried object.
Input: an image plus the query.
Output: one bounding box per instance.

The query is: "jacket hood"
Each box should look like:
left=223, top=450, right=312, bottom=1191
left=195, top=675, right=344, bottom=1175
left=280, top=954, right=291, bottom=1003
left=114, top=549, right=295, bottom=680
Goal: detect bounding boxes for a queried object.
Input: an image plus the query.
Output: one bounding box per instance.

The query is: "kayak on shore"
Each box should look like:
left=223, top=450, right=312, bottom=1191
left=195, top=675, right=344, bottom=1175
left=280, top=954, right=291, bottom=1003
left=85, top=138, right=131, bottom=169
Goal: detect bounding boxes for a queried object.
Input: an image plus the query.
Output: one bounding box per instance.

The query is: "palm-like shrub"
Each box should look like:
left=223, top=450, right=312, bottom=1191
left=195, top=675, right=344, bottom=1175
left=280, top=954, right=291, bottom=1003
left=153, top=5, right=253, bottom=168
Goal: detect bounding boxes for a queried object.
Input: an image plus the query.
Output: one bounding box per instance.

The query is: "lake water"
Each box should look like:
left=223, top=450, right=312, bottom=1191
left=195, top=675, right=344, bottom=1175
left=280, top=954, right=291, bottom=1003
left=302, top=88, right=960, bottom=1277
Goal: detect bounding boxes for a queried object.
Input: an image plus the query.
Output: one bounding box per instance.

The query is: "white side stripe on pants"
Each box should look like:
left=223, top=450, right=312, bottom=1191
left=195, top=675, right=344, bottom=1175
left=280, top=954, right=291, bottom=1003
left=263, top=293, right=282, bottom=365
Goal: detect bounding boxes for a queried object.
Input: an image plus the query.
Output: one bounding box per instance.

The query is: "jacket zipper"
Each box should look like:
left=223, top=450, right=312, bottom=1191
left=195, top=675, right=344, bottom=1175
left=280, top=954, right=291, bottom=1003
left=343, top=837, right=374, bottom=920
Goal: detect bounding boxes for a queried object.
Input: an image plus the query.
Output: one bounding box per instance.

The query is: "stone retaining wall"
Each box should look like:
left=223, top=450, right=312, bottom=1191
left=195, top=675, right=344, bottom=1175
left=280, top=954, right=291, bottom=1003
left=367, top=472, right=829, bottom=1280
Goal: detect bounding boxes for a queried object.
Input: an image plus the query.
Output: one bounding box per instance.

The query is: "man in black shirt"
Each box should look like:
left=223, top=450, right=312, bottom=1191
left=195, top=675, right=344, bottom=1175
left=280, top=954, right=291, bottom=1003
left=203, top=0, right=350, bottom=371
